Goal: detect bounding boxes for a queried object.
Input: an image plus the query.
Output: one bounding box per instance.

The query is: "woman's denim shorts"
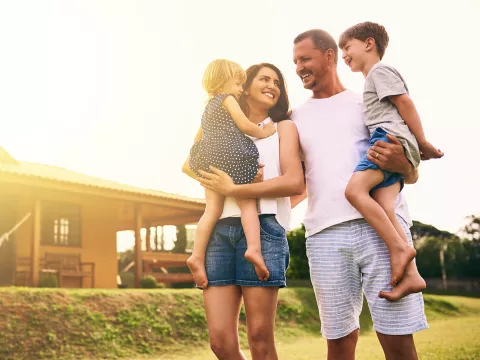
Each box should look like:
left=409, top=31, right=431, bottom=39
left=204, top=215, right=290, bottom=288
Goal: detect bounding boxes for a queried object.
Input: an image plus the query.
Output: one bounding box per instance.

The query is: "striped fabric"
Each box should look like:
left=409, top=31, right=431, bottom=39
left=306, top=216, right=429, bottom=339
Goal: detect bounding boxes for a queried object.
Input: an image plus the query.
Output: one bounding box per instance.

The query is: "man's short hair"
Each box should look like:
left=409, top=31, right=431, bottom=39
left=294, top=29, right=338, bottom=64
left=339, top=22, right=389, bottom=60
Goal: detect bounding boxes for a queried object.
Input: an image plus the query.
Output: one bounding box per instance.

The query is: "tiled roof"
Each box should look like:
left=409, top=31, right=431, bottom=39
left=0, top=160, right=204, bottom=206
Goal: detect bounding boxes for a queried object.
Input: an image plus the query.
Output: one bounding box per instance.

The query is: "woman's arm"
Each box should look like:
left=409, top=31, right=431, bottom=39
left=199, top=120, right=305, bottom=197
left=182, top=127, right=203, bottom=181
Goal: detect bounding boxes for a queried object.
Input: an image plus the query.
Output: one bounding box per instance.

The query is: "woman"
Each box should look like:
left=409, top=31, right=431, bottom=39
left=183, top=63, right=304, bottom=360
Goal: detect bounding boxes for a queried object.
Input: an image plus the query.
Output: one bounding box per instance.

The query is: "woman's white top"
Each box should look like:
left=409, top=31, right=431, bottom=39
left=219, top=118, right=292, bottom=230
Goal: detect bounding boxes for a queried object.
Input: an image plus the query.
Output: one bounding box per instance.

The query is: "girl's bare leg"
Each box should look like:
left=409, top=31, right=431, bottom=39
left=345, top=170, right=416, bottom=286
left=235, top=198, right=269, bottom=281
left=187, top=188, right=224, bottom=288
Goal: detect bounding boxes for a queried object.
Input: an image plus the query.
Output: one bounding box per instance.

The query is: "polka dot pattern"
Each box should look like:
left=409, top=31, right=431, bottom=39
left=189, top=94, right=259, bottom=185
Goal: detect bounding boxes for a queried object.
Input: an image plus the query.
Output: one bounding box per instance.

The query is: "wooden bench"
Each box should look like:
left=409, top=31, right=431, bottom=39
left=146, top=272, right=193, bottom=284
left=15, top=257, right=61, bottom=287
left=141, top=252, right=193, bottom=284
left=45, top=253, right=95, bottom=288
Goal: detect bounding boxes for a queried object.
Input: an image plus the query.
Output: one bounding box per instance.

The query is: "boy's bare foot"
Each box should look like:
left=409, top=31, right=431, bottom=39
left=186, top=255, right=208, bottom=289
left=245, top=249, right=270, bottom=281
left=390, top=245, right=416, bottom=286
left=419, top=141, right=444, bottom=160
left=379, top=270, right=426, bottom=302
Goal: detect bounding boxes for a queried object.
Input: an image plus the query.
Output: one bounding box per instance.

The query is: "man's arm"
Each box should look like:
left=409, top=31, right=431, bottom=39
left=366, top=134, right=419, bottom=184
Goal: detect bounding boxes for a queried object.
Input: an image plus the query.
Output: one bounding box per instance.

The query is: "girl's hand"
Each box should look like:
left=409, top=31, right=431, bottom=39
left=198, top=167, right=235, bottom=196
left=262, top=122, right=276, bottom=137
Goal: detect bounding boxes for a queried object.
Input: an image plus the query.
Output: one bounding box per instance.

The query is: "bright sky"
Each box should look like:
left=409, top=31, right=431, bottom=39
left=1, top=0, right=479, bottom=239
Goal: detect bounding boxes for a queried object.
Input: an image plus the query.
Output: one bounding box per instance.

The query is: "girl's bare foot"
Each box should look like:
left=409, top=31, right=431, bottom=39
left=390, top=245, right=416, bottom=286
left=245, top=249, right=270, bottom=281
left=379, top=269, right=426, bottom=302
left=186, top=255, right=208, bottom=289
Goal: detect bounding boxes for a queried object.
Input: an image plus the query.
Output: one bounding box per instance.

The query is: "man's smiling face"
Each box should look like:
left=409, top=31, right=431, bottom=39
left=293, top=37, right=329, bottom=92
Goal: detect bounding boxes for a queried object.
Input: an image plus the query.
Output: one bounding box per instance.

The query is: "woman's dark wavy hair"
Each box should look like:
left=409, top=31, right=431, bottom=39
left=239, top=63, right=290, bottom=123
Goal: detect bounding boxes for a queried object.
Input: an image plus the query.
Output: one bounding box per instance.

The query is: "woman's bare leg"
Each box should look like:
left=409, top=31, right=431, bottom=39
left=203, top=286, right=247, bottom=360
left=242, top=286, right=279, bottom=360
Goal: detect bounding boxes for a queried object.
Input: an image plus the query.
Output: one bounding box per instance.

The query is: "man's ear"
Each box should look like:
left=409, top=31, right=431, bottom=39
left=365, top=37, right=375, bottom=52
left=326, top=49, right=335, bottom=66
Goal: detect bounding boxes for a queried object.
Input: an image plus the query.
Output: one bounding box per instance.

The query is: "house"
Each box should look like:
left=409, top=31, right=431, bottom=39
left=0, top=147, right=204, bottom=288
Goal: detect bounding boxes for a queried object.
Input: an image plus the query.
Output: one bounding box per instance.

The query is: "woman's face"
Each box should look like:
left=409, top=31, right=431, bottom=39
left=245, top=67, right=281, bottom=110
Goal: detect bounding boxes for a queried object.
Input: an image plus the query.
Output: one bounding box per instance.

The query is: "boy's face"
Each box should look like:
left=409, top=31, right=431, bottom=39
left=341, top=38, right=368, bottom=72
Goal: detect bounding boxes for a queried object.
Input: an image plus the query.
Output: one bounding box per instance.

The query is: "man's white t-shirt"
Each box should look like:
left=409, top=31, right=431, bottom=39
left=291, top=90, right=412, bottom=238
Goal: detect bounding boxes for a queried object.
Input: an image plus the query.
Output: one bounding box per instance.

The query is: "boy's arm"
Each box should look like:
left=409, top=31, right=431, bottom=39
left=389, top=94, right=426, bottom=146
left=222, top=96, right=275, bottom=138
left=181, top=127, right=202, bottom=181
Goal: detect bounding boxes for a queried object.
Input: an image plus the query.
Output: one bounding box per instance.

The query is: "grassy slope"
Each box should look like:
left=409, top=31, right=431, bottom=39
left=0, top=288, right=479, bottom=359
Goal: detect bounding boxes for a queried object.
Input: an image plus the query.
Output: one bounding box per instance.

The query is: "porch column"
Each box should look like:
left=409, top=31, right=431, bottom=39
left=145, top=224, right=151, bottom=252
left=31, top=199, right=41, bottom=287
left=134, top=205, right=143, bottom=288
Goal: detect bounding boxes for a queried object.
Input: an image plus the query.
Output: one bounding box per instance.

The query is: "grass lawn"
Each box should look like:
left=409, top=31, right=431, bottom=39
left=1, top=288, right=479, bottom=359
left=154, top=315, right=480, bottom=360
left=153, top=295, right=480, bottom=360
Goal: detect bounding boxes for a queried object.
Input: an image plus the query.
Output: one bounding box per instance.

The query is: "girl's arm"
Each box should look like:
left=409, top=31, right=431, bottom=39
left=198, top=120, right=305, bottom=198
left=182, top=127, right=202, bottom=181
left=223, top=96, right=276, bottom=139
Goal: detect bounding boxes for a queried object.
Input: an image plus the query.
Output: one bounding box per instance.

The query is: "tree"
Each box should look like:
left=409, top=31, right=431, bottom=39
left=173, top=225, right=187, bottom=253
left=411, top=221, right=458, bottom=289
left=459, top=216, right=480, bottom=277
left=286, top=224, right=310, bottom=279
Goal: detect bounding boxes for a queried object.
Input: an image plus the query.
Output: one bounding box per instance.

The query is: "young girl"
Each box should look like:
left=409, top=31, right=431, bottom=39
left=184, top=59, right=276, bottom=289
left=339, top=22, right=443, bottom=301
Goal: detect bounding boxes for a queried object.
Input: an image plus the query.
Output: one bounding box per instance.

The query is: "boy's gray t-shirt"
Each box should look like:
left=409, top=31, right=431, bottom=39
left=363, top=62, right=421, bottom=167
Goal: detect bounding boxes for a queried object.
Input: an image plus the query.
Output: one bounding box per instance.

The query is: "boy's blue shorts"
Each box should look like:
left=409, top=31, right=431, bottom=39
left=354, top=128, right=404, bottom=192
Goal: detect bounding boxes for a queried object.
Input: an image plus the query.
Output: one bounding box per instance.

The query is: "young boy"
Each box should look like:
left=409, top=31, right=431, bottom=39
left=339, top=22, right=443, bottom=301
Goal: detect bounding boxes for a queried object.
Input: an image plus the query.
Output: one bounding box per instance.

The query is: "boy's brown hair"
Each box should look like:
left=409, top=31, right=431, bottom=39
left=339, top=22, right=389, bottom=60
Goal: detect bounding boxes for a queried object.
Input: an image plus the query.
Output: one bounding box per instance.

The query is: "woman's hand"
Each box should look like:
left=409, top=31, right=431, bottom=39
left=366, top=134, right=418, bottom=184
left=198, top=167, right=235, bottom=196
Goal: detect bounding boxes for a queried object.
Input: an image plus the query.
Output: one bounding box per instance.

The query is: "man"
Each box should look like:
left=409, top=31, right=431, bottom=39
left=290, top=29, right=428, bottom=360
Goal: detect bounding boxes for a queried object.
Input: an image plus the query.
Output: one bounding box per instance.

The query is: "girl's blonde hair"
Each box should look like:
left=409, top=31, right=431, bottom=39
left=202, top=59, right=246, bottom=98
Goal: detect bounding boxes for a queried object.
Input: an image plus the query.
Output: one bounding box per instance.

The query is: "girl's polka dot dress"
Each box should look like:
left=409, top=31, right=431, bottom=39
left=189, top=94, right=259, bottom=185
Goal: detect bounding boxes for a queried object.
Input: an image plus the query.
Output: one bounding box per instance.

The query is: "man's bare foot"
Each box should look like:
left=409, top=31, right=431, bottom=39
left=390, top=246, right=416, bottom=286
left=379, top=271, right=426, bottom=302
left=419, top=141, right=444, bottom=160
left=186, top=255, right=208, bottom=289
left=245, top=249, right=270, bottom=281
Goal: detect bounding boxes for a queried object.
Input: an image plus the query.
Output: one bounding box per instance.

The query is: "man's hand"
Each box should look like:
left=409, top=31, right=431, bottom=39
left=198, top=167, right=235, bottom=196
left=366, top=134, right=418, bottom=183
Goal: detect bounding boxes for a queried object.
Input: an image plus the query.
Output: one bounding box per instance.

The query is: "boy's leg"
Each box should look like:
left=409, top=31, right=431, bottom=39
left=345, top=171, right=415, bottom=285
left=372, top=187, right=426, bottom=301
left=235, top=198, right=269, bottom=281
left=357, top=218, right=428, bottom=357
left=306, top=222, right=363, bottom=358
left=187, top=188, right=224, bottom=288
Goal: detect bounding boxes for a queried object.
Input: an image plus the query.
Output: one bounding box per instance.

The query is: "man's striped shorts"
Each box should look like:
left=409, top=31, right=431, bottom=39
left=306, top=216, right=429, bottom=339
